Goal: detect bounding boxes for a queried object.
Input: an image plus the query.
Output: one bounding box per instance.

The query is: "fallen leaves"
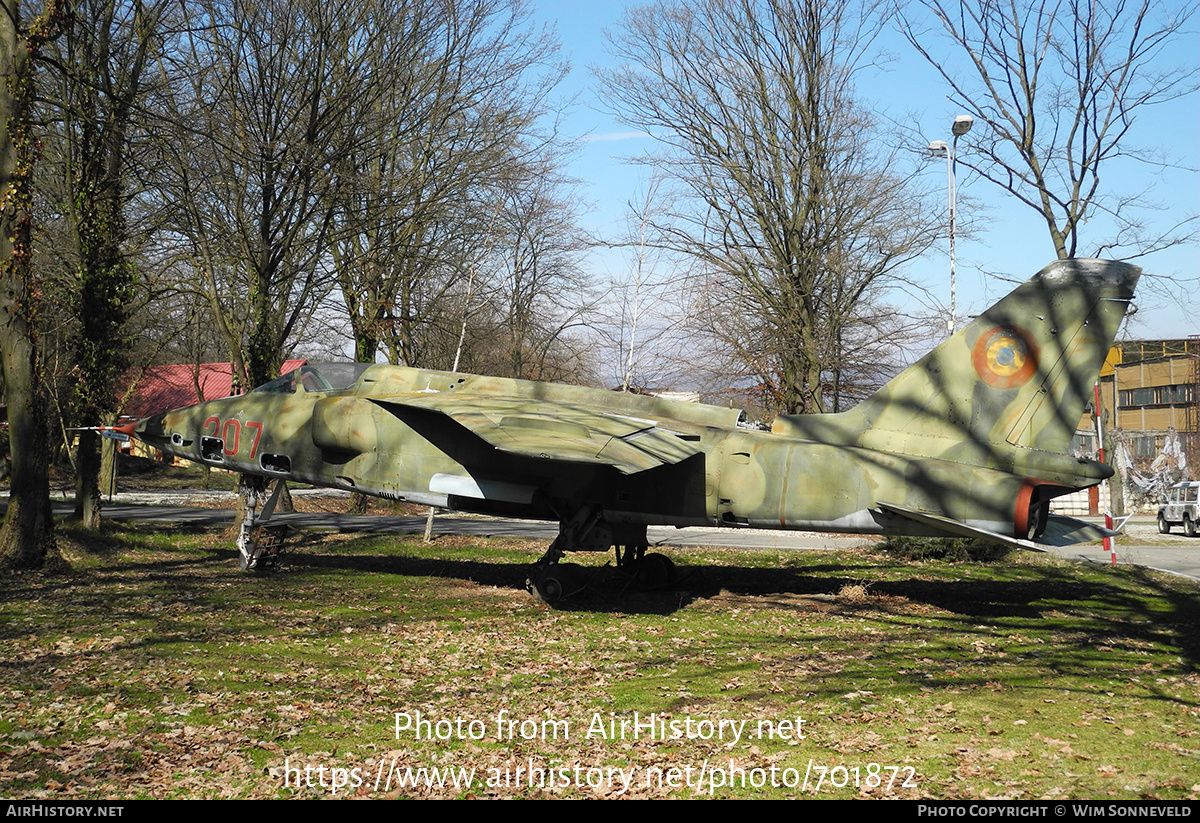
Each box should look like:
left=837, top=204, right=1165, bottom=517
left=1, top=526, right=1196, bottom=799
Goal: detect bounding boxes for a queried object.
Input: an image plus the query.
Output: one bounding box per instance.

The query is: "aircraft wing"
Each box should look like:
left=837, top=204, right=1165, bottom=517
left=373, top=394, right=703, bottom=474
left=876, top=501, right=1119, bottom=552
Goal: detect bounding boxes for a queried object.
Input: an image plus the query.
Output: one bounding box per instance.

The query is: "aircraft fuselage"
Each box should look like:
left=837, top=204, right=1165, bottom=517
left=135, top=362, right=1100, bottom=544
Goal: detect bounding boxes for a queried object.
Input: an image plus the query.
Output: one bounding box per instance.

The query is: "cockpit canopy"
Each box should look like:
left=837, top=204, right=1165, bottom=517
left=252, top=363, right=372, bottom=395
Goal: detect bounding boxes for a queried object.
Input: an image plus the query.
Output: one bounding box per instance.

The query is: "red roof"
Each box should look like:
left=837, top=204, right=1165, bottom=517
left=121, top=359, right=307, bottom=418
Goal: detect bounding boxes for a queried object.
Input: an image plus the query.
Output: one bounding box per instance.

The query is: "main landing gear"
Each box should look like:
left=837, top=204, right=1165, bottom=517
left=616, top=545, right=676, bottom=589
left=525, top=505, right=678, bottom=604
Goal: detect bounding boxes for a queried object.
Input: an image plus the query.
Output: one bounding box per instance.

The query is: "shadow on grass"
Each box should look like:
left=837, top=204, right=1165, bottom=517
left=4, top=522, right=1196, bottom=708
left=277, top=541, right=1200, bottom=680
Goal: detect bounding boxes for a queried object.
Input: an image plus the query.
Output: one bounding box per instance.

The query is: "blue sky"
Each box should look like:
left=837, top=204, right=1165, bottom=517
left=530, top=0, right=1199, bottom=343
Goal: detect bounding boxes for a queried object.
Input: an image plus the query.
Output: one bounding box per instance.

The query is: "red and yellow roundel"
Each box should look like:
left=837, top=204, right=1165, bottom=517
left=971, top=326, right=1038, bottom=389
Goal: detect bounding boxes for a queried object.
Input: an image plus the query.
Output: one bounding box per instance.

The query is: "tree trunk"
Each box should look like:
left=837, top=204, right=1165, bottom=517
left=0, top=0, right=66, bottom=571
left=275, top=481, right=294, bottom=514
left=0, top=323, right=61, bottom=570
left=99, top=432, right=118, bottom=498
left=74, top=429, right=102, bottom=528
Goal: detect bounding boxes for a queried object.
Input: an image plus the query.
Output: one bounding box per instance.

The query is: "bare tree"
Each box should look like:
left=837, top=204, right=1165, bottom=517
left=900, top=0, right=1198, bottom=260
left=616, top=175, right=678, bottom=391
left=437, top=157, right=595, bottom=384
left=598, top=0, right=934, bottom=415
left=484, top=158, right=593, bottom=382
left=593, top=175, right=695, bottom=393
left=146, top=0, right=430, bottom=525
left=153, top=0, right=412, bottom=389
left=326, top=0, right=568, bottom=370
left=617, top=194, right=653, bottom=393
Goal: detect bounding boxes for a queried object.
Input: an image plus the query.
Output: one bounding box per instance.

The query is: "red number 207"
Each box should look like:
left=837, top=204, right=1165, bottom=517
left=203, top=417, right=264, bottom=458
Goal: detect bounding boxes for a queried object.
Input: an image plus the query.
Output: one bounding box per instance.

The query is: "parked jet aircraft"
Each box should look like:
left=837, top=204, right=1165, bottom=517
left=124, top=259, right=1137, bottom=601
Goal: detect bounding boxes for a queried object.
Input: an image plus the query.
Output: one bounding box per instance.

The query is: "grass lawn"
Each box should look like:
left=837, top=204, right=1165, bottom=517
left=1, top=521, right=1196, bottom=799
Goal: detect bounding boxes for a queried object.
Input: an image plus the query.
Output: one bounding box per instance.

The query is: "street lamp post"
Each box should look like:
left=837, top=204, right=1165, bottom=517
left=928, top=114, right=973, bottom=335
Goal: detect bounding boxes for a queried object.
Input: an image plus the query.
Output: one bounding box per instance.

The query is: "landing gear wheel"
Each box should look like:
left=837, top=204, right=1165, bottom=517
left=1185, top=516, right=1197, bottom=538
left=1158, top=513, right=1170, bottom=534
left=636, top=552, right=676, bottom=589
left=528, top=563, right=585, bottom=605
left=534, top=572, right=564, bottom=605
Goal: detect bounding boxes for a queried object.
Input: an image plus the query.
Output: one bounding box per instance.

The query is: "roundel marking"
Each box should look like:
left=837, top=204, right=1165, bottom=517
left=971, top=326, right=1038, bottom=389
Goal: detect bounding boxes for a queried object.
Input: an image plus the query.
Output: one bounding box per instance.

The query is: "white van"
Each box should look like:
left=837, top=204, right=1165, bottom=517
left=1158, top=481, right=1200, bottom=536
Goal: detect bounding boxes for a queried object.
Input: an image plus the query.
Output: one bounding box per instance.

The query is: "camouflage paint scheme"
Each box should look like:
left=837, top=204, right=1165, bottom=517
left=134, top=259, right=1138, bottom=561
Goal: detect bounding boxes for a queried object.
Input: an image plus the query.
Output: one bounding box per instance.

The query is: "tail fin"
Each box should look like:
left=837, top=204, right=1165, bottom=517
left=775, top=259, right=1140, bottom=464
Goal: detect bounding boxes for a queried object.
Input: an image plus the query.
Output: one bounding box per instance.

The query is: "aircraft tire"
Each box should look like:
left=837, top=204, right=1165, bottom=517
left=1158, top=513, right=1170, bottom=534
left=531, top=563, right=585, bottom=605
left=536, top=574, right=564, bottom=605
left=637, top=553, right=676, bottom=589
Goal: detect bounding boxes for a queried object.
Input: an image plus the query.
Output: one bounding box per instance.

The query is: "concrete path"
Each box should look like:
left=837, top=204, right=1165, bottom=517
left=36, top=491, right=1199, bottom=581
